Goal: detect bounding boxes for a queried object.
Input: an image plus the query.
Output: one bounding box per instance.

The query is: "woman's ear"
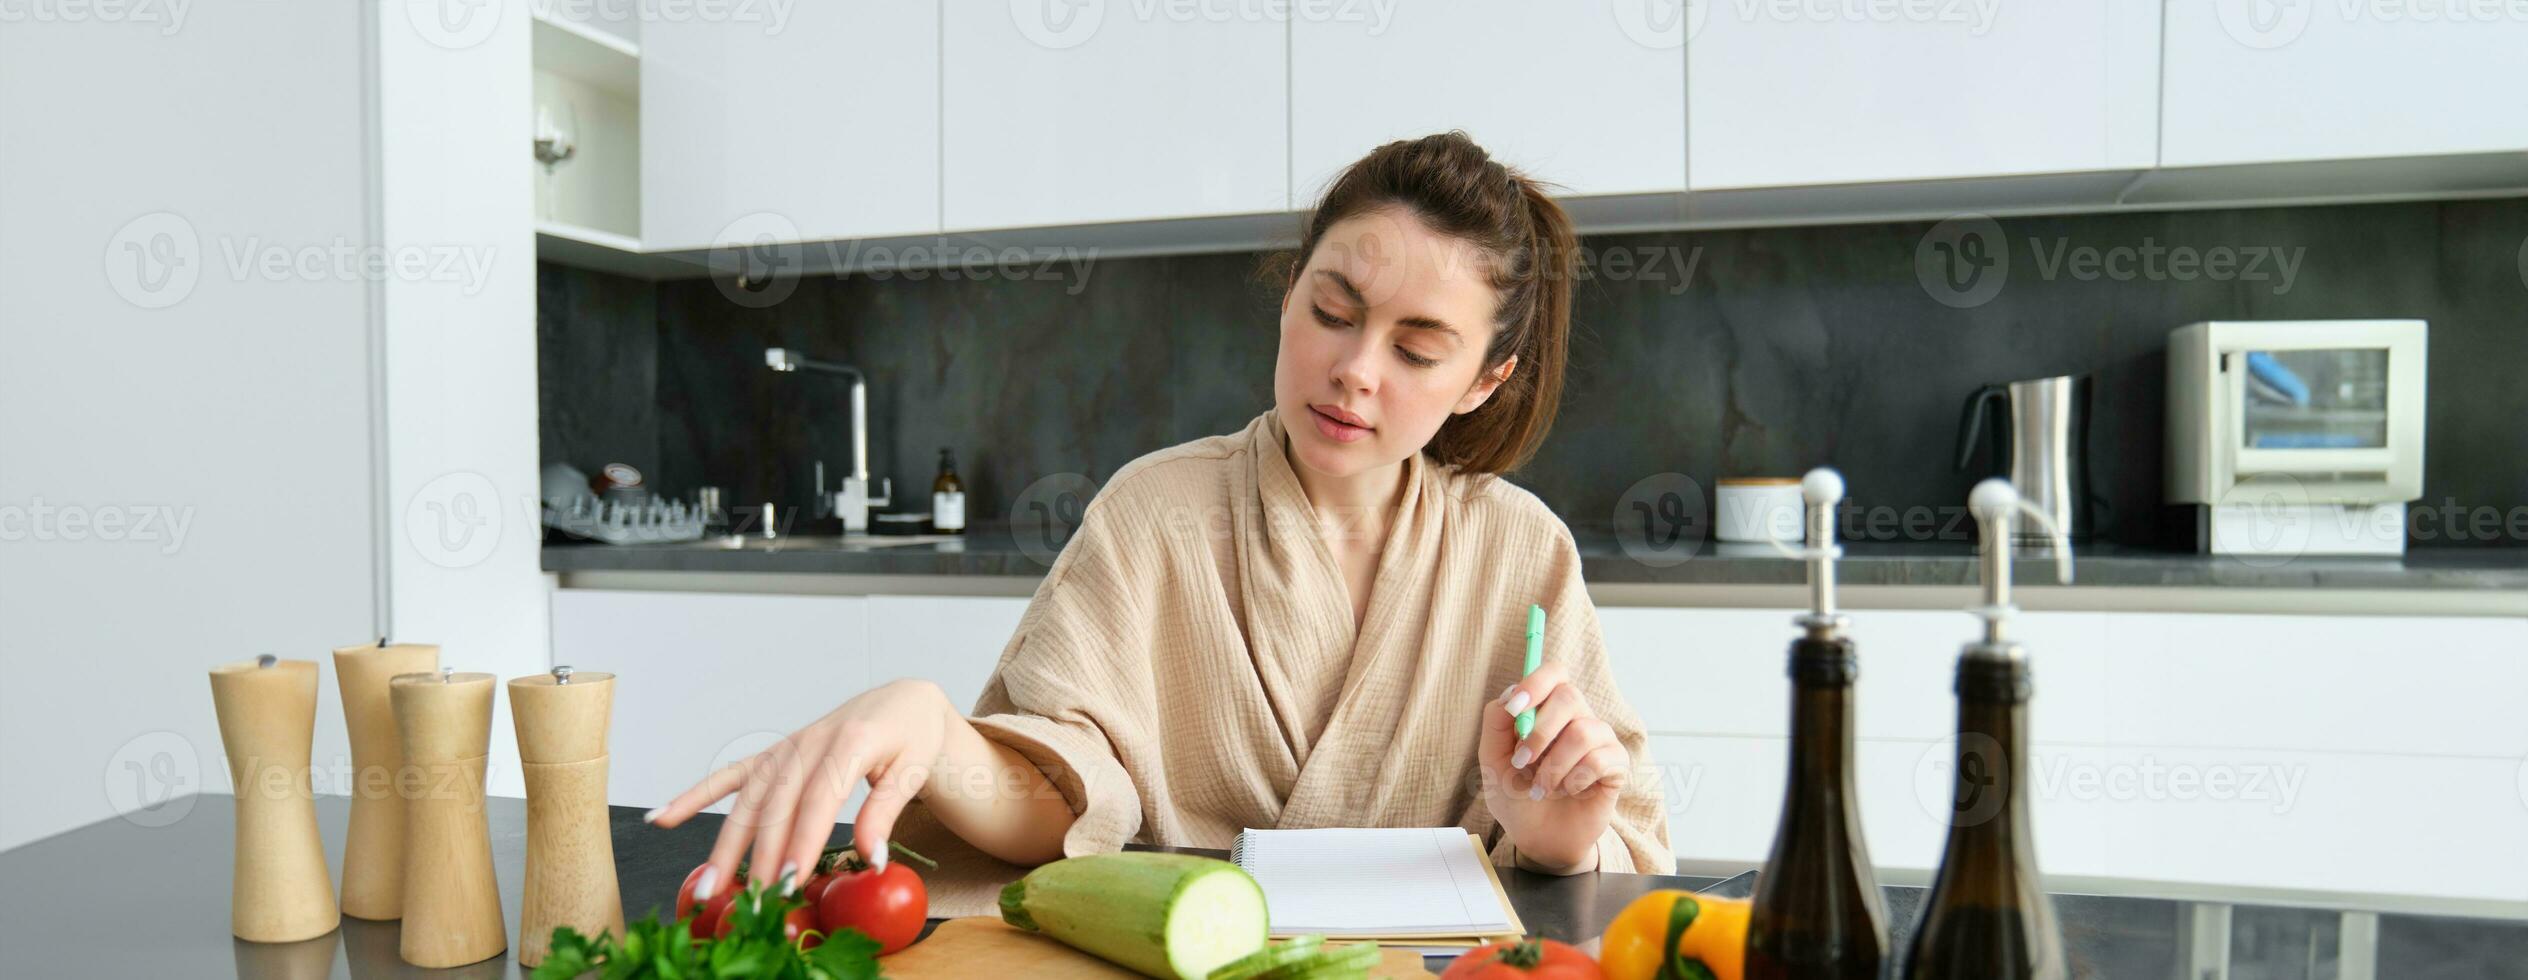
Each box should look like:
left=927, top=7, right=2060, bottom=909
left=1454, top=355, right=1517, bottom=414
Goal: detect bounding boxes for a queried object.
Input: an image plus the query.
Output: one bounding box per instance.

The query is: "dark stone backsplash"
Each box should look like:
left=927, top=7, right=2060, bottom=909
left=537, top=197, right=2528, bottom=549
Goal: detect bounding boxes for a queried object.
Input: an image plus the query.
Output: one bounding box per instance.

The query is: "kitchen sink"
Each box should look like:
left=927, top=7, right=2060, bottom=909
left=709, top=534, right=964, bottom=552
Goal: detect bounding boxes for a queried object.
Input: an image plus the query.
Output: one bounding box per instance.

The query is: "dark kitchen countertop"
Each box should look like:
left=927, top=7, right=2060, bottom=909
left=540, top=523, right=2528, bottom=592
left=5, top=794, right=2523, bottom=977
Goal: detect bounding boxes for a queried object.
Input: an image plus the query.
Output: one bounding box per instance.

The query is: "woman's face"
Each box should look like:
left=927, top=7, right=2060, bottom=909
left=1274, top=207, right=1514, bottom=483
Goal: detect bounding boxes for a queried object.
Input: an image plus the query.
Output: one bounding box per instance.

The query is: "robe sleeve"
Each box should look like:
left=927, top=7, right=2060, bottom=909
left=955, top=487, right=1157, bottom=859
left=1481, top=517, right=1677, bottom=876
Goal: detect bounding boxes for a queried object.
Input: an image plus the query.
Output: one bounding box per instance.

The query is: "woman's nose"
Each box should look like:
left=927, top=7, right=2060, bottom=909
left=1329, top=341, right=1376, bottom=394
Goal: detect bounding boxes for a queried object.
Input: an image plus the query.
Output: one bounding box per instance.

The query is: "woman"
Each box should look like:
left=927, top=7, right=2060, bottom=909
left=649, top=132, right=1673, bottom=911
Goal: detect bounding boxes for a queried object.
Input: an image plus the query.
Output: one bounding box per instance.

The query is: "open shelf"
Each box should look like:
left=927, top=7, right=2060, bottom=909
left=531, top=9, right=641, bottom=259
left=531, top=12, right=637, bottom=98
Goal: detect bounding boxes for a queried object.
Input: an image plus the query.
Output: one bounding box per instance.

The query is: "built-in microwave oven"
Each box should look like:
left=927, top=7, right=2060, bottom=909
left=2166, top=319, right=2427, bottom=557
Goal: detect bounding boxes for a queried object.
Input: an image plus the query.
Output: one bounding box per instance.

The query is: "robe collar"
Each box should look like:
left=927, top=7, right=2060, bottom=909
left=1239, top=410, right=1446, bottom=824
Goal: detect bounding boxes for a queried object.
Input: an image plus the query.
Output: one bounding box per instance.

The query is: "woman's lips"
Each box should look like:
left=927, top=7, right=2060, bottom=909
left=1309, top=405, right=1371, bottom=444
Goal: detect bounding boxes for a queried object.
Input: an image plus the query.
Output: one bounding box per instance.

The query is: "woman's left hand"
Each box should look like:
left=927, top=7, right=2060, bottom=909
left=1478, top=661, right=1629, bottom=872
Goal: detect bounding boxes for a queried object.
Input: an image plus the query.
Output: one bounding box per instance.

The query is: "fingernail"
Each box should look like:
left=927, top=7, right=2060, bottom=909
left=869, top=845, right=888, bottom=872
left=642, top=807, right=663, bottom=824
left=1529, top=783, right=1545, bottom=802
left=1511, top=745, right=1533, bottom=769
left=695, top=865, right=719, bottom=901
left=778, top=864, right=799, bottom=896
left=1504, top=690, right=1532, bottom=715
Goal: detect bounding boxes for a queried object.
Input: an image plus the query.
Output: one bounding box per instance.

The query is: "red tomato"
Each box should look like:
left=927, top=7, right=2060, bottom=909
left=716, top=900, right=819, bottom=948
left=675, top=864, right=743, bottom=939
left=802, top=870, right=837, bottom=906
left=815, top=860, right=928, bottom=955
left=1439, top=938, right=1603, bottom=979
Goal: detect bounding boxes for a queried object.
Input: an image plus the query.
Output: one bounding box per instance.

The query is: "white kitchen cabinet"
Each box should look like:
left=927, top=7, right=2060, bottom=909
left=640, top=2, right=938, bottom=251
left=1685, top=2, right=2159, bottom=189
left=941, top=2, right=1286, bottom=230
left=1612, top=608, right=2110, bottom=878
left=1601, top=607, right=2106, bottom=744
left=1288, top=1, right=1684, bottom=204
left=1611, top=605, right=2528, bottom=903
left=551, top=590, right=1034, bottom=814
left=551, top=590, right=872, bottom=812
left=2160, top=5, right=2528, bottom=168
left=864, top=595, right=1030, bottom=713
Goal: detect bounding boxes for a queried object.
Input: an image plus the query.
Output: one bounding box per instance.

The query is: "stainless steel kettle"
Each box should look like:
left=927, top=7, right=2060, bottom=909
left=1954, top=374, right=2094, bottom=542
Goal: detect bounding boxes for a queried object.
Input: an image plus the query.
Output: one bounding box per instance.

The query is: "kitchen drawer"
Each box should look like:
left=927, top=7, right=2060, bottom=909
left=1603, top=607, right=2108, bottom=746
left=2102, top=614, right=2528, bottom=758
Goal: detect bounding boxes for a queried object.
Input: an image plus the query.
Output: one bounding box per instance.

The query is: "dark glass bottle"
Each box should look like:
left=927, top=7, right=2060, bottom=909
left=1747, top=469, right=1888, bottom=980
left=1905, top=479, right=2068, bottom=980
left=930, top=447, right=966, bottom=534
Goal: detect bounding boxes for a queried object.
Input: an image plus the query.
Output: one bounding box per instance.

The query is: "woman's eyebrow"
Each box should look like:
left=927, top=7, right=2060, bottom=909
left=1313, top=269, right=1462, bottom=343
left=1313, top=268, right=1368, bottom=307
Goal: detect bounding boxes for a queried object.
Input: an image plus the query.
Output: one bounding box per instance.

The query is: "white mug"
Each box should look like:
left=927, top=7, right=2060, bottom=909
left=1716, top=478, right=1804, bottom=544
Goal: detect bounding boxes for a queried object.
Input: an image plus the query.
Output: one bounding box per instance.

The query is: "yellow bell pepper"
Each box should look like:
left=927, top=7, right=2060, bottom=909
left=1596, top=889, right=1749, bottom=980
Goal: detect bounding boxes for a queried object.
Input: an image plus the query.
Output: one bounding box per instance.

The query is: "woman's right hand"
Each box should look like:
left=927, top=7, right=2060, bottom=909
left=645, top=678, right=952, bottom=901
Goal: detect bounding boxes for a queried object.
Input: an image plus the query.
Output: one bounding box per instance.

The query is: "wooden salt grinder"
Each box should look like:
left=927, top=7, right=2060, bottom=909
left=330, top=641, right=438, bottom=920
left=509, top=665, right=624, bottom=967
left=208, top=654, right=341, bottom=943
left=389, top=668, right=506, bottom=968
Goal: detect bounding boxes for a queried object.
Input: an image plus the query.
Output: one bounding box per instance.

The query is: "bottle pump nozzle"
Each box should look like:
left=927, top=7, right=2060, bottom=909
left=1768, top=467, right=1847, bottom=637
left=1966, top=478, right=2074, bottom=649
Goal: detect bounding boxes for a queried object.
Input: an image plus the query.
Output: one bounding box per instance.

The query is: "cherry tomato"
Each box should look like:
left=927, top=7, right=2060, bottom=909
left=716, top=899, right=820, bottom=948
left=815, top=859, right=928, bottom=955
left=802, top=870, right=838, bottom=906
left=1439, top=937, right=1604, bottom=980
left=675, top=863, right=743, bottom=939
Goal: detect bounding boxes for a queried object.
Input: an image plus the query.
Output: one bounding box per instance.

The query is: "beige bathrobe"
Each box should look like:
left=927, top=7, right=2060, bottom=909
left=896, top=410, right=1672, bottom=916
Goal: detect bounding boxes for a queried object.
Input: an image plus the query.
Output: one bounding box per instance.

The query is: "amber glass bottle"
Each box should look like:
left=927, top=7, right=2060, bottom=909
left=1747, top=469, right=1888, bottom=980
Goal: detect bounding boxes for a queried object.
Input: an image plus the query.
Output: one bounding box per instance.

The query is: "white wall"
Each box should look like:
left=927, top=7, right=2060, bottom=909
left=0, top=5, right=379, bottom=849
left=0, top=0, right=551, bottom=849
left=377, top=0, right=549, bottom=801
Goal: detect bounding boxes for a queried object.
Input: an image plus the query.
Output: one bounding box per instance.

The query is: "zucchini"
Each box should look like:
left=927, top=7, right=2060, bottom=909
left=1208, top=936, right=1326, bottom=980
left=1236, top=940, right=1381, bottom=980
left=1001, top=852, right=1270, bottom=979
left=1279, top=942, right=1380, bottom=979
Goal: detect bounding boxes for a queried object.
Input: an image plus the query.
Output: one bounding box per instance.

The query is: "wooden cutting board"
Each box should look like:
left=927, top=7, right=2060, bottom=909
left=883, top=917, right=1435, bottom=979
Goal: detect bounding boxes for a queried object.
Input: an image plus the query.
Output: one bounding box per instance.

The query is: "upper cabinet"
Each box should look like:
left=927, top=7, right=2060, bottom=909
left=1289, top=1, right=1685, bottom=203
left=941, top=3, right=1287, bottom=231
left=2160, top=5, right=2528, bottom=167
left=1686, top=2, right=2160, bottom=189
left=640, top=2, right=940, bottom=251
left=536, top=2, right=2526, bottom=276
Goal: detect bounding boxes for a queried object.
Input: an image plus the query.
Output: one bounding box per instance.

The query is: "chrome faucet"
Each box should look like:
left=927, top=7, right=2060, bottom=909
left=765, top=347, right=890, bottom=523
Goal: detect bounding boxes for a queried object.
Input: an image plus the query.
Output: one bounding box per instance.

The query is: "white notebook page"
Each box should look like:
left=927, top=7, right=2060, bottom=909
left=1230, top=827, right=1515, bottom=936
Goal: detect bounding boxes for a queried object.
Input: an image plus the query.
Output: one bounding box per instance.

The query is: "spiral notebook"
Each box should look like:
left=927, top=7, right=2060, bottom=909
left=1229, top=827, right=1526, bottom=943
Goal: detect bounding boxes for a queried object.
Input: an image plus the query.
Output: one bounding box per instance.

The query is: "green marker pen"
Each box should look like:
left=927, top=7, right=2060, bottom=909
left=1517, top=603, right=1544, bottom=739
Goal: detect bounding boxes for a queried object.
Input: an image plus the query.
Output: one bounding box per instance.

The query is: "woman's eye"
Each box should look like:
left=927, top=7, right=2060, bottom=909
left=1396, top=347, right=1439, bottom=368
left=1310, top=305, right=1349, bottom=328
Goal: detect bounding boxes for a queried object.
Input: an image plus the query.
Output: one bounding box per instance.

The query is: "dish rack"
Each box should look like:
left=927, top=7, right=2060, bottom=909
left=541, top=462, right=707, bottom=545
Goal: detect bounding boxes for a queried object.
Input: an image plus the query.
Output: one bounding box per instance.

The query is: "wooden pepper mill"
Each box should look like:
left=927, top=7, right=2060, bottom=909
left=390, top=668, right=506, bottom=968
left=208, top=654, right=341, bottom=943
left=331, top=640, right=439, bottom=920
left=510, top=665, right=625, bottom=966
